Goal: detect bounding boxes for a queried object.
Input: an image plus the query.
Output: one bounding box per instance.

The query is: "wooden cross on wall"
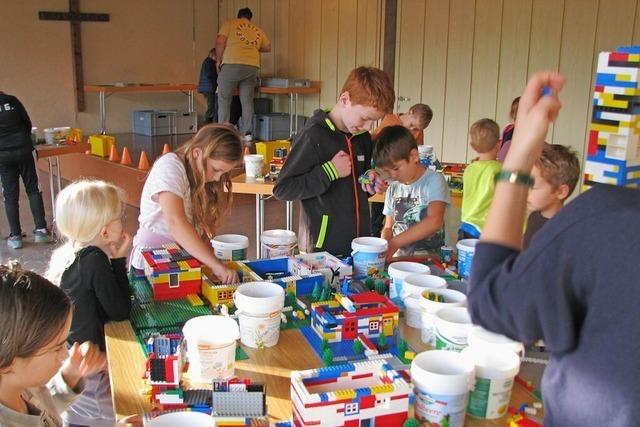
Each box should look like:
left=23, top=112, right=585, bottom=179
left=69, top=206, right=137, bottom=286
left=39, top=0, right=109, bottom=112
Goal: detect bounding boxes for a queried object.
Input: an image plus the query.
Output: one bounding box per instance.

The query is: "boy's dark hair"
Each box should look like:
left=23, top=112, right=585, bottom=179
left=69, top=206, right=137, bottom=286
left=209, top=47, right=216, bottom=56
left=340, top=67, right=395, bottom=114
left=0, top=261, right=71, bottom=371
left=509, top=96, right=521, bottom=122
left=237, top=8, right=253, bottom=19
left=536, top=144, right=581, bottom=198
left=409, top=104, right=433, bottom=129
left=373, top=125, right=417, bottom=168
left=470, top=118, right=500, bottom=153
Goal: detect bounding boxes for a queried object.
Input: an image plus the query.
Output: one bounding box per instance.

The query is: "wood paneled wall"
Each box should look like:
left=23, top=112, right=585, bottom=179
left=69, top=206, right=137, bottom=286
left=395, top=0, right=640, bottom=165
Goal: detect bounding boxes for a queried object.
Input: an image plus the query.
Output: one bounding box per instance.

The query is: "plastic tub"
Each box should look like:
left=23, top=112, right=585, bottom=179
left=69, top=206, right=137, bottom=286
left=387, top=262, right=431, bottom=302
left=234, top=282, right=285, bottom=348
left=467, top=326, right=525, bottom=359
left=261, top=229, right=297, bottom=258
left=434, top=306, right=473, bottom=352
left=211, top=234, right=249, bottom=261
left=420, top=288, right=467, bottom=345
left=457, top=238, right=478, bottom=279
left=351, top=237, right=388, bottom=278
left=244, top=154, right=264, bottom=179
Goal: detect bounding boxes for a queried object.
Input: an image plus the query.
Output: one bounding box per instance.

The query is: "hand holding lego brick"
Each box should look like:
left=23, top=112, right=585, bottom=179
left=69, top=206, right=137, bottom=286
left=61, top=341, right=106, bottom=389
left=359, top=169, right=388, bottom=195
left=211, top=261, right=239, bottom=284
left=331, top=150, right=352, bottom=177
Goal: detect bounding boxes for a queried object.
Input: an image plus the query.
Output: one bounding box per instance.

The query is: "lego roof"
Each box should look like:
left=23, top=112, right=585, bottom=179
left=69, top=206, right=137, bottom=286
left=142, top=243, right=202, bottom=272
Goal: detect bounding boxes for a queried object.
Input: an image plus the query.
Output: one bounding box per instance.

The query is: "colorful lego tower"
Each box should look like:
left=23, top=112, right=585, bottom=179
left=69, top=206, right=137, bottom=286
left=584, top=45, right=640, bottom=189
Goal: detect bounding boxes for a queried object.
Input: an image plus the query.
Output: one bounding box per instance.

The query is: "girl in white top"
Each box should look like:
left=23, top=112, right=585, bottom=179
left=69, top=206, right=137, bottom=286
left=131, top=124, right=243, bottom=283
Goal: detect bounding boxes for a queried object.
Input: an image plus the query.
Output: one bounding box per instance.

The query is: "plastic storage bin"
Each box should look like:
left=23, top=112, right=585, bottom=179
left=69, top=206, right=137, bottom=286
left=253, top=98, right=273, bottom=114
left=253, top=113, right=305, bottom=141
left=132, top=110, right=176, bottom=136
left=259, top=77, right=310, bottom=88
left=175, top=111, right=197, bottom=134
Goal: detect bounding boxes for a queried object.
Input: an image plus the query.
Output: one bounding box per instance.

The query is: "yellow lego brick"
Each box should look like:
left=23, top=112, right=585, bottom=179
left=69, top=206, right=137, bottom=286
left=617, top=74, right=632, bottom=81
left=370, top=384, right=394, bottom=394
left=88, top=134, right=115, bottom=157
left=335, top=389, right=356, bottom=399
left=629, top=54, right=640, bottom=62
left=186, top=294, right=203, bottom=306
left=591, top=123, right=622, bottom=133
left=404, top=351, right=416, bottom=360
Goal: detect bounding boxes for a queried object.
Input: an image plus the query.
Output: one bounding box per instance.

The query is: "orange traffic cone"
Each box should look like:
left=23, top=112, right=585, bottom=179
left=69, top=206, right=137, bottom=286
left=162, top=143, right=171, bottom=155
left=120, top=147, right=132, bottom=166
left=108, top=144, right=120, bottom=162
left=85, top=149, right=92, bottom=155
left=85, top=139, right=92, bottom=155
left=138, top=151, right=150, bottom=171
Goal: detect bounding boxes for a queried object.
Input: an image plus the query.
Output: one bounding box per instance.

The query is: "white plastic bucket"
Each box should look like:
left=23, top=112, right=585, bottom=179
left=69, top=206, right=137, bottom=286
left=461, top=346, right=521, bottom=419
left=182, top=315, right=239, bottom=382
left=456, top=238, right=478, bottom=279
left=261, top=229, right=297, bottom=258
left=146, top=411, right=215, bottom=427
left=402, top=273, right=447, bottom=328
left=434, top=306, right=473, bottom=352
left=351, top=237, right=388, bottom=278
left=411, top=350, right=476, bottom=427
left=467, top=326, right=525, bottom=359
left=420, top=288, right=467, bottom=345
left=388, top=262, right=431, bottom=302
left=244, top=154, right=264, bottom=179
left=234, top=282, right=285, bottom=348
left=211, top=234, right=249, bottom=261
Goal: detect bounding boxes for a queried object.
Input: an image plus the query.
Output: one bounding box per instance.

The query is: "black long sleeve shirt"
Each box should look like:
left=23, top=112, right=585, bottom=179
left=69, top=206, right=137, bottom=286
left=61, top=246, right=131, bottom=351
left=0, top=92, right=33, bottom=152
left=468, top=184, right=640, bottom=426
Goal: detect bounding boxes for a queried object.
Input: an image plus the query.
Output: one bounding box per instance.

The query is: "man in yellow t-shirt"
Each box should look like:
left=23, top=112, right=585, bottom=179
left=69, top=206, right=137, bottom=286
left=216, top=8, right=271, bottom=137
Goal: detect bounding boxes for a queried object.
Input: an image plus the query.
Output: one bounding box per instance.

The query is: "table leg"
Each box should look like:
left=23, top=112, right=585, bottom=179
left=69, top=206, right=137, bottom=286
left=256, top=194, right=264, bottom=258
left=47, top=158, right=56, bottom=222
left=99, top=90, right=107, bottom=134
left=55, top=156, right=62, bottom=197
left=188, top=90, right=194, bottom=113
left=294, top=93, right=300, bottom=134
left=286, top=201, right=294, bottom=231
left=289, top=93, right=294, bottom=138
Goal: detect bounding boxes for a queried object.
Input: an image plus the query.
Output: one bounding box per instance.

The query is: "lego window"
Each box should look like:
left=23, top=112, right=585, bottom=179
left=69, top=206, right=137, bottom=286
left=169, top=273, right=179, bottom=288
left=605, top=134, right=628, bottom=160
left=345, top=402, right=359, bottom=415
left=375, top=397, right=390, bottom=408
left=369, top=321, right=379, bottom=332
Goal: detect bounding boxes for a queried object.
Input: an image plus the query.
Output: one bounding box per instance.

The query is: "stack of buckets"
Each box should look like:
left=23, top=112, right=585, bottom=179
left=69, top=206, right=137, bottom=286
left=411, top=328, right=523, bottom=425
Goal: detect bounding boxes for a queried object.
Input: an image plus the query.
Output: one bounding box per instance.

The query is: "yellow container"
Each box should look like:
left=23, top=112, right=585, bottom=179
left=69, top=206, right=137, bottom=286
left=255, top=140, right=290, bottom=165
left=88, top=134, right=116, bottom=157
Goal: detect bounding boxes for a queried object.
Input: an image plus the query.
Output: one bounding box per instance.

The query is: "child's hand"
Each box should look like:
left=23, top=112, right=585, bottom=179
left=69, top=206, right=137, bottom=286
left=61, top=342, right=107, bottom=388
left=211, top=262, right=239, bottom=284
left=360, top=170, right=388, bottom=195
left=507, top=71, right=565, bottom=168
left=110, top=231, right=133, bottom=259
left=385, top=238, right=400, bottom=263
left=331, top=151, right=352, bottom=177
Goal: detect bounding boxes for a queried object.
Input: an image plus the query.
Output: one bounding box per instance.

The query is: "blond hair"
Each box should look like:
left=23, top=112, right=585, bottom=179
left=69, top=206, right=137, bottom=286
left=408, top=103, right=433, bottom=129
left=536, top=144, right=581, bottom=198
left=174, top=124, right=243, bottom=239
left=46, top=180, right=125, bottom=285
left=470, top=118, right=500, bottom=153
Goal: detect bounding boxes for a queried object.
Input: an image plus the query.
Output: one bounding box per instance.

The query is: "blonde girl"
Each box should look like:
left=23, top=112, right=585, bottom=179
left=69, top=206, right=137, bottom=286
left=0, top=262, right=105, bottom=427
left=130, top=124, right=243, bottom=283
left=45, top=180, right=132, bottom=427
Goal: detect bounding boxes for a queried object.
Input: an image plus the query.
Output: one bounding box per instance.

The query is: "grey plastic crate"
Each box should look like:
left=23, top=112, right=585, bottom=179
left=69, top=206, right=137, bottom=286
left=253, top=113, right=305, bottom=141
left=253, top=97, right=273, bottom=114
left=259, top=77, right=310, bottom=88
left=132, top=110, right=176, bottom=136
left=175, top=111, right=197, bottom=134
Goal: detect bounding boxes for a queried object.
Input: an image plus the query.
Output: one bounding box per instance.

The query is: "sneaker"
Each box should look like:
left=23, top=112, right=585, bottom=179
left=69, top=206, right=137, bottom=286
left=34, top=228, right=53, bottom=244
left=7, top=235, right=22, bottom=249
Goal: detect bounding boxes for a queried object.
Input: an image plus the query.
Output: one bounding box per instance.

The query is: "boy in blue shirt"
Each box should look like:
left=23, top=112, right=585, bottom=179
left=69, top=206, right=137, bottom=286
left=373, top=125, right=450, bottom=262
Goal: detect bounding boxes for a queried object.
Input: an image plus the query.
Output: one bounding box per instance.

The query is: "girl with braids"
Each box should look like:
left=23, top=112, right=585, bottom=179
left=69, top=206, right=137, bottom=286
left=130, top=124, right=243, bottom=283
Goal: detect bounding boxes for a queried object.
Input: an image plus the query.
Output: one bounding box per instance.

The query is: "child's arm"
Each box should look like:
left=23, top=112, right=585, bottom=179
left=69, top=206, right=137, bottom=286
left=88, top=247, right=131, bottom=322
left=385, top=201, right=446, bottom=262
left=381, top=215, right=394, bottom=241
left=159, top=191, right=238, bottom=284
left=274, top=134, right=351, bottom=201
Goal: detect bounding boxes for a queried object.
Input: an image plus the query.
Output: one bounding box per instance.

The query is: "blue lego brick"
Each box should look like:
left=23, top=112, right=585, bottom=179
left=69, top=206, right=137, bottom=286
left=617, top=45, right=640, bottom=54
left=320, top=393, right=329, bottom=402
left=355, top=387, right=371, bottom=399
left=595, top=73, right=638, bottom=88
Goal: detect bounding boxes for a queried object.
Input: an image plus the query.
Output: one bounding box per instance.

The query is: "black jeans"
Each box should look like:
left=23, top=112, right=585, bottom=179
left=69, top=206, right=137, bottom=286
left=203, top=91, right=218, bottom=124
left=0, top=149, right=47, bottom=236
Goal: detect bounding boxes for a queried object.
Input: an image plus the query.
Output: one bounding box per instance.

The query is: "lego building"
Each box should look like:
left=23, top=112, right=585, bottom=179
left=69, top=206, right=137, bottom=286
left=310, top=292, right=399, bottom=344
left=584, top=45, right=640, bottom=189
left=142, top=243, right=202, bottom=301
left=291, top=360, right=410, bottom=427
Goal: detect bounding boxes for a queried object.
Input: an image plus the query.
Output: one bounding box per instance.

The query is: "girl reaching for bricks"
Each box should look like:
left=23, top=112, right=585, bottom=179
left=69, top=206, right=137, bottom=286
left=45, top=179, right=132, bottom=427
left=130, top=124, right=243, bottom=284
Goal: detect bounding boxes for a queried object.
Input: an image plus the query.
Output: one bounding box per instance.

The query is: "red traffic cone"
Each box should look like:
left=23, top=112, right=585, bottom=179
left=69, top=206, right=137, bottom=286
left=138, top=151, right=150, bottom=171
left=120, top=147, right=132, bottom=165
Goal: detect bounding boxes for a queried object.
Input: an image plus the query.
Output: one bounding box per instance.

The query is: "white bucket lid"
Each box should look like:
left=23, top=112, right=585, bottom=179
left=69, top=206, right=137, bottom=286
left=461, top=346, right=520, bottom=379
left=351, top=236, right=388, bottom=253
left=456, top=238, right=479, bottom=251
left=388, top=262, right=430, bottom=279
left=419, top=288, right=467, bottom=311
left=261, top=229, right=297, bottom=245
left=244, top=154, right=264, bottom=163
left=411, top=350, right=475, bottom=394
left=402, top=273, right=446, bottom=297
left=467, top=326, right=524, bottom=354
left=183, top=315, right=240, bottom=346
left=211, top=234, right=249, bottom=249
left=435, top=306, right=472, bottom=325
left=234, top=281, right=285, bottom=314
